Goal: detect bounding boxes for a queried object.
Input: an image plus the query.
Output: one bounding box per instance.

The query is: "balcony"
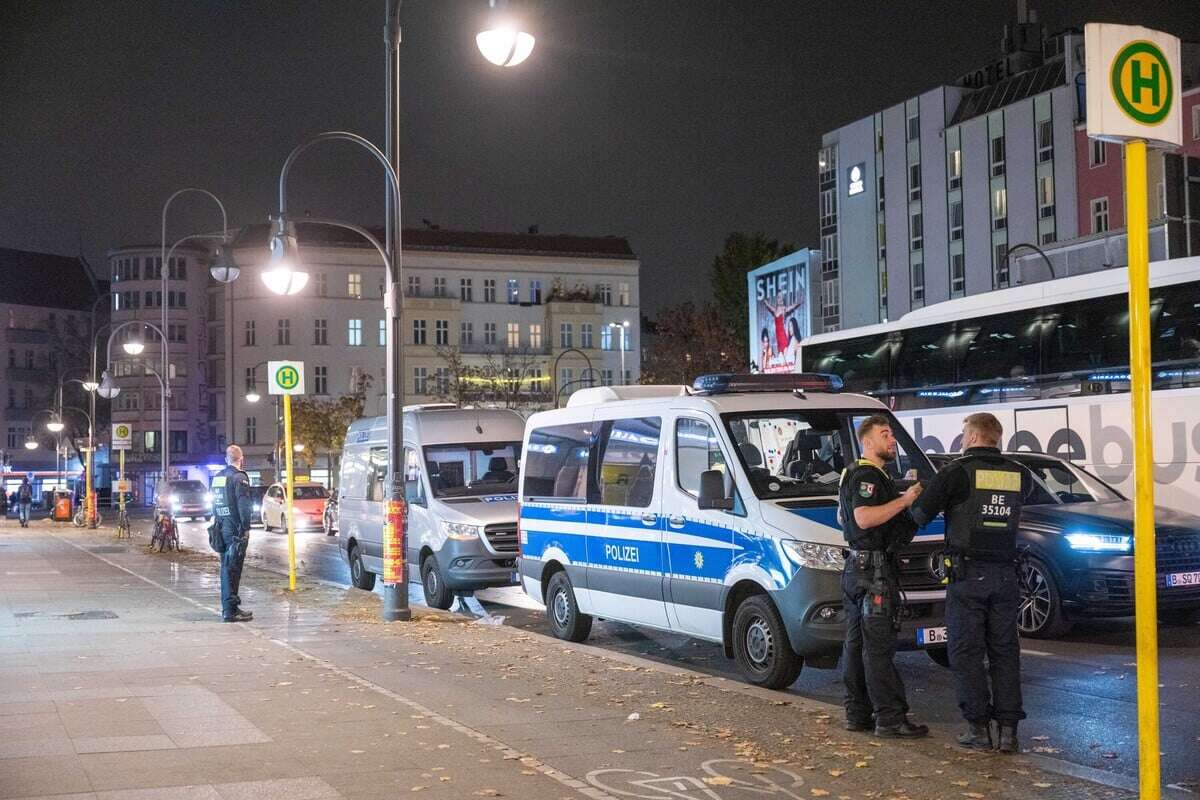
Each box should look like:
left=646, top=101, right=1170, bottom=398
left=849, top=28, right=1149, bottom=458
left=5, top=328, right=49, bottom=345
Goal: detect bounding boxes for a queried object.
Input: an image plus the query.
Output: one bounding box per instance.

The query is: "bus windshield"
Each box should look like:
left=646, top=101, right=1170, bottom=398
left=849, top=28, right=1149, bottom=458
left=423, top=442, right=522, bottom=499
left=723, top=409, right=933, bottom=500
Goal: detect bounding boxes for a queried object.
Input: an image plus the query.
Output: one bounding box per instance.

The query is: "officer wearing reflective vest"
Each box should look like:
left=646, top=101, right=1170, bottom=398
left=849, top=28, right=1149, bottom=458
left=838, top=414, right=928, bottom=739
left=910, top=412, right=1032, bottom=753
left=210, top=444, right=254, bottom=622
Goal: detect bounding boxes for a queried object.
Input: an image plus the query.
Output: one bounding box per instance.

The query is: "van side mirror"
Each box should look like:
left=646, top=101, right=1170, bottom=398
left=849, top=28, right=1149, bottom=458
left=697, top=469, right=734, bottom=511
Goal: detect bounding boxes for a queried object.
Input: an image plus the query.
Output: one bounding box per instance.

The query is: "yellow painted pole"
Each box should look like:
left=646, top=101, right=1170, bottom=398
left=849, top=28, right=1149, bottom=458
left=118, top=450, right=125, bottom=514
left=1125, top=137, right=1161, bottom=799
left=283, top=394, right=297, bottom=592
left=85, top=448, right=94, bottom=526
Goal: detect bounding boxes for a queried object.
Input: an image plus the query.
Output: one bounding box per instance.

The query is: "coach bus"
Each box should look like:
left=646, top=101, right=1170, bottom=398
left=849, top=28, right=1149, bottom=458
left=799, top=256, right=1200, bottom=511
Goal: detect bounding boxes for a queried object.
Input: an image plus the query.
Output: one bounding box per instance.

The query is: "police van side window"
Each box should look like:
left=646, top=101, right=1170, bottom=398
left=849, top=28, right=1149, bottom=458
left=522, top=423, right=592, bottom=503
left=366, top=446, right=390, bottom=503
left=675, top=418, right=726, bottom=497
left=597, top=417, right=661, bottom=508
left=403, top=447, right=426, bottom=506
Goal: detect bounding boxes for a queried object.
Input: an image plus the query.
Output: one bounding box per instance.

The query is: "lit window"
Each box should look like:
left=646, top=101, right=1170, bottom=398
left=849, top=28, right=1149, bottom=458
left=348, top=319, right=363, bottom=346
left=348, top=272, right=362, bottom=298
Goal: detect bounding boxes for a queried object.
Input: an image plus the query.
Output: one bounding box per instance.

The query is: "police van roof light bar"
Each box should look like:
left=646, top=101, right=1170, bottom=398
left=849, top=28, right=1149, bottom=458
left=691, top=373, right=844, bottom=395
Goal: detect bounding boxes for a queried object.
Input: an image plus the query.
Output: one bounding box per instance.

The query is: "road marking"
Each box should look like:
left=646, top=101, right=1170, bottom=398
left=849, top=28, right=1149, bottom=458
left=55, top=534, right=622, bottom=800
left=1021, top=648, right=1055, bottom=657
left=5, top=570, right=61, bottom=575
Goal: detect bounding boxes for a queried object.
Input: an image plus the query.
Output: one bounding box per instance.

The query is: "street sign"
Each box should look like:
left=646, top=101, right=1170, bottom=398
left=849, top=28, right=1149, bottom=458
left=1085, top=23, right=1182, bottom=147
left=112, top=423, right=132, bottom=451
left=268, top=360, right=305, bottom=396
left=114, top=479, right=132, bottom=493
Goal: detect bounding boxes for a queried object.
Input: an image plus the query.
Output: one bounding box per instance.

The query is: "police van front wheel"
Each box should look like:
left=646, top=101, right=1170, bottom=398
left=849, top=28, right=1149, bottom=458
left=349, top=544, right=376, bottom=591
left=421, top=555, right=454, bottom=610
left=732, top=595, right=803, bottom=690
left=545, top=571, right=592, bottom=642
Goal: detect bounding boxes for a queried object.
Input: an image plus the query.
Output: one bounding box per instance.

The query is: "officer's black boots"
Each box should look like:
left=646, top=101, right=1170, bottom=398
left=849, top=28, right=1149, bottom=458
left=844, top=718, right=874, bottom=732
left=997, top=724, right=1019, bottom=754
left=223, top=609, right=253, bottom=623
left=875, top=718, right=930, bottom=738
left=957, top=721, right=993, bottom=750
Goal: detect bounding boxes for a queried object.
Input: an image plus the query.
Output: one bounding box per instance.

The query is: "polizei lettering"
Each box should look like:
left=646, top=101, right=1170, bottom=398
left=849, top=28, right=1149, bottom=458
left=604, top=543, right=640, bottom=564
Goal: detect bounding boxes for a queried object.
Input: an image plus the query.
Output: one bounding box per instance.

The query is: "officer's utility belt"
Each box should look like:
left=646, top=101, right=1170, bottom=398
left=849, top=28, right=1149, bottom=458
left=934, top=550, right=1018, bottom=584
left=844, top=548, right=889, bottom=570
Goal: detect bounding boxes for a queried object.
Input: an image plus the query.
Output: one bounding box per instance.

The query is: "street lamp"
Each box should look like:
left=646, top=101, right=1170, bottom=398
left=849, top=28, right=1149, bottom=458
left=476, top=0, right=535, bottom=66
left=608, top=320, right=630, bottom=384
left=24, top=435, right=38, bottom=450
left=45, top=417, right=65, bottom=433
left=122, top=328, right=146, bottom=355
left=103, top=319, right=171, bottom=481
left=262, top=218, right=308, bottom=295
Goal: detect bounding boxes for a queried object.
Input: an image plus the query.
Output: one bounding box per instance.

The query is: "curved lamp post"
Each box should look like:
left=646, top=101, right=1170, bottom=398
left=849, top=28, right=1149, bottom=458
left=99, top=320, right=171, bottom=481
left=550, top=347, right=595, bottom=406
left=1004, top=242, right=1057, bottom=285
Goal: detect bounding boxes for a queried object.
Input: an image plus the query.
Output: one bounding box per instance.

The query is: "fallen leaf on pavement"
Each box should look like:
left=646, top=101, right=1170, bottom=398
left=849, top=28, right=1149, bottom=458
left=1031, top=736, right=1049, bottom=742
left=810, top=791, right=829, bottom=797
left=704, top=776, right=733, bottom=786
left=829, top=769, right=845, bottom=777
left=1101, top=752, right=1118, bottom=759
left=1033, top=783, right=1052, bottom=789
left=626, top=712, right=640, bottom=721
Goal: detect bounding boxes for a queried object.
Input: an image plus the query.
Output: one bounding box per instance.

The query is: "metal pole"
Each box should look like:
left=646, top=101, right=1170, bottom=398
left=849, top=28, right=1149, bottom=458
left=382, top=0, right=410, bottom=621
left=1125, top=137, right=1161, bottom=799
left=283, top=394, right=297, bottom=591
left=619, top=327, right=626, bottom=384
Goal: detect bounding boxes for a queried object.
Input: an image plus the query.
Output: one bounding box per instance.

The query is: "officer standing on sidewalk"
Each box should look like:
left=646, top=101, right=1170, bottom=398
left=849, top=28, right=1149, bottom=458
left=910, top=412, right=1030, bottom=753
left=211, top=444, right=254, bottom=622
left=839, top=415, right=928, bottom=739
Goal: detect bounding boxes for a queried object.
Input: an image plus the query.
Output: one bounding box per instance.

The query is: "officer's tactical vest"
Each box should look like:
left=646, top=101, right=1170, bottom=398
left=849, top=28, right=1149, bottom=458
left=838, top=459, right=893, bottom=551
left=946, top=456, right=1022, bottom=562
left=210, top=467, right=244, bottom=528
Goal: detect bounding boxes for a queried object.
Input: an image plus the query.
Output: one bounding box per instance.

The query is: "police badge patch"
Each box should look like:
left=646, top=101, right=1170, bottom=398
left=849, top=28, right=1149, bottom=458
left=858, top=481, right=875, bottom=498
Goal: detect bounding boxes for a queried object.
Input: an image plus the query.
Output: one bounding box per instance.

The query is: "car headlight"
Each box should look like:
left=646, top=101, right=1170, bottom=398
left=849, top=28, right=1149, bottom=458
left=441, top=521, right=482, bottom=541
left=1065, top=532, right=1132, bottom=553
left=781, top=539, right=845, bottom=572
left=204, top=492, right=213, bottom=505
left=253, top=503, right=260, bottom=512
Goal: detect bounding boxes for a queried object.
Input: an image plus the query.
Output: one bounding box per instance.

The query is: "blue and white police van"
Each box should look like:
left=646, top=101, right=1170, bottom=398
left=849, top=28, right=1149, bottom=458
left=517, top=373, right=948, bottom=689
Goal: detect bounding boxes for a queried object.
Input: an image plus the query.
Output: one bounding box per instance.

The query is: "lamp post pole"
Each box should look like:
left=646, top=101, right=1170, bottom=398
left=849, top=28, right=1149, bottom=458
left=102, top=320, right=171, bottom=479
left=160, top=188, right=229, bottom=483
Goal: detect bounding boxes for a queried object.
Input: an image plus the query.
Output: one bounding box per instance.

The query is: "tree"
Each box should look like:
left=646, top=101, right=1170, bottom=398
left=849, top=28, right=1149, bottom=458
left=288, top=372, right=373, bottom=485
left=640, top=302, right=746, bottom=385
left=434, top=346, right=551, bottom=412
left=710, top=232, right=794, bottom=359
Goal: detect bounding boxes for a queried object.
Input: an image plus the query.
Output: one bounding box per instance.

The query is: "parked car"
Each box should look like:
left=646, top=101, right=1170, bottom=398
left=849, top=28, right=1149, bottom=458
left=323, top=494, right=337, bottom=536
left=156, top=479, right=212, bottom=522
left=248, top=485, right=269, bottom=527
left=260, top=482, right=329, bottom=532
left=927, top=451, right=1200, bottom=636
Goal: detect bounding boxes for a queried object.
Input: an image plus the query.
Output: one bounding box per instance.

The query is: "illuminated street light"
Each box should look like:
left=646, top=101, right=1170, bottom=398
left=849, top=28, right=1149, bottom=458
left=209, top=242, right=240, bottom=284
left=45, top=417, right=65, bottom=433
left=477, top=2, right=534, bottom=67
left=261, top=217, right=308, bottom=295
left=245, top=389, right=261, bottom=404
left=293, top=443, right=305, bottom=453
left=122, top=328, right=145, bottom=355
left=24, top=435, right=37, bottom=450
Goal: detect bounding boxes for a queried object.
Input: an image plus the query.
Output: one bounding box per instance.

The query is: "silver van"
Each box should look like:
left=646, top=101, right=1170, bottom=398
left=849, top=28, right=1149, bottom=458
left=337, top=407, right=525, bottom=608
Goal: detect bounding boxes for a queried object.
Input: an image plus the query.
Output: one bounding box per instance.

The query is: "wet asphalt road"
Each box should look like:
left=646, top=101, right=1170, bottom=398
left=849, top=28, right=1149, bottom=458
left=165, top=516, right=1200, bottom=792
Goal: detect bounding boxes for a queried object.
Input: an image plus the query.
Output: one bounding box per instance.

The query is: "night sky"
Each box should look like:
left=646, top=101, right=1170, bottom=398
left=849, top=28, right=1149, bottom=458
left=3, top=1, right=1198, bottom=317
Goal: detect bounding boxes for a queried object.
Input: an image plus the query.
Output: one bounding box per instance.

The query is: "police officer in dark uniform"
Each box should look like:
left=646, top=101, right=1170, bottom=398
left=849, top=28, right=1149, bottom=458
left=211, top=444, right=254, bottom=622
left=911, top=412, right=1031, bottom=753
left=839, top=415, right=929, bottom=738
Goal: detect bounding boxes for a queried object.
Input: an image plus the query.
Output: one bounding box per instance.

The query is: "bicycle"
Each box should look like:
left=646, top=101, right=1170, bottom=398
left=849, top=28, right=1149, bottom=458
left=115, top=507, right=131, bottom=539
left=73, top=507, right=102, bottom=528
left=150, top=509, right=179, bottom=552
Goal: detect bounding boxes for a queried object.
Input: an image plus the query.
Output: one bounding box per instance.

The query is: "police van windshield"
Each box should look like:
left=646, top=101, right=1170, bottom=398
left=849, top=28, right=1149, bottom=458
left=724, top=410, right=932, bottom=500
left=423, top=442, right=522, bottom=499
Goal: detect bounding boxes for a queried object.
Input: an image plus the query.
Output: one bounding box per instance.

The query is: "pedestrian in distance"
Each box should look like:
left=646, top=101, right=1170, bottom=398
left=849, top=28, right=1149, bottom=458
left=838, top=415, right=929, bottom=739
left=210, top=445, right=254, bottom=622
left=910, top=412, right=1032, bottom=753
left=17, top=476, right=33, bottom=527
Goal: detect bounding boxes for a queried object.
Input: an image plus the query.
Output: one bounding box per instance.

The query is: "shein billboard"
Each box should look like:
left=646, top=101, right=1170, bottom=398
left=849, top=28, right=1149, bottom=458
left=746, top=249, right=814, bottom=374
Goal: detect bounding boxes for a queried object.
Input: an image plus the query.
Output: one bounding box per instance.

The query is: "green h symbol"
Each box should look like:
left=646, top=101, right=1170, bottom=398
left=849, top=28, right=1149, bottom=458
left=1130, top=57, right=1160, bottom=107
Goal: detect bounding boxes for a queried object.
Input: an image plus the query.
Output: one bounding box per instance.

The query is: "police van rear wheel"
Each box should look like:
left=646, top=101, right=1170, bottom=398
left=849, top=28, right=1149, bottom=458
left=1019, top=557, right=1072, bottom=639
left=421, top=555, right=454, bottom=610
left=732, top=595, right=803, bottom=690
left=349, top=543, right=376, bottom=591
left=546, top=571, right=592, bottom=642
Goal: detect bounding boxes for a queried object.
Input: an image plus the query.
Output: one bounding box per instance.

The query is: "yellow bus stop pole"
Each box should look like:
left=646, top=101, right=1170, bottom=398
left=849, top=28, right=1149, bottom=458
left=283, top=394, right=297, bottom=592
left=1125, top=137, right=1161, bottom=799
left=118, top=450, right=125, bottom=515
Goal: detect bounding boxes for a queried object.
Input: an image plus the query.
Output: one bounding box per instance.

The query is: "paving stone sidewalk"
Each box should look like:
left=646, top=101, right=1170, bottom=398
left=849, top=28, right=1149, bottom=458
left=0, top=521, right=1139, bottom=800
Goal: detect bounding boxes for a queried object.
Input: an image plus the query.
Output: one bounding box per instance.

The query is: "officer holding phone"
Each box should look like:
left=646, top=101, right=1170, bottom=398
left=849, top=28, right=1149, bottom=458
left=838, top=415, right=928, bottom=739
left=910, top=412, right=1031, bottom=753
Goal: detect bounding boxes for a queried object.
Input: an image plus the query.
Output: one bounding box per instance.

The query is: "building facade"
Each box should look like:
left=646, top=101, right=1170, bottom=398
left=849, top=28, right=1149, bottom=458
left=207, top=225, right=640, bottom=480
left=105, top=242, right=221, bottom=496
left=816, top=14, right=1200, bottom=335
left=0, top=247, right=103, bottom=494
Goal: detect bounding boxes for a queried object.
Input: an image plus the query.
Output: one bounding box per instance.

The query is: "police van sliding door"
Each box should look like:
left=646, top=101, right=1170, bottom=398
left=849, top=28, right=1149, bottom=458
left=586, top=416, right=669, bottom=627
left=664, top=415, right=735, bottom=640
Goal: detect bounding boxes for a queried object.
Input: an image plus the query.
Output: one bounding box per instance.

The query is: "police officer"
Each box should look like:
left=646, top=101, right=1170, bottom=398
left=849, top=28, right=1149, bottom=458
left=911, top=412, right=1030, bottom=753
left=840, top=415, right=928, bottom=738
left=211, top=444, right=254, bottom=622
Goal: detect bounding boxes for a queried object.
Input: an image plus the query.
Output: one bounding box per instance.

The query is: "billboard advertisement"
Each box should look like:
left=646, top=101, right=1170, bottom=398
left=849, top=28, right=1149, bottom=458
left=746, top=249, right=814, bottom=374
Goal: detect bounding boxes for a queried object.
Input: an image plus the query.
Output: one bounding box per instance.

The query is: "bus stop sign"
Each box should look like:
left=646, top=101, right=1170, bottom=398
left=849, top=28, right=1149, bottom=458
left=1085, top=23, right=1181, bottom=147
left=268, top=361, right=305, bottom=396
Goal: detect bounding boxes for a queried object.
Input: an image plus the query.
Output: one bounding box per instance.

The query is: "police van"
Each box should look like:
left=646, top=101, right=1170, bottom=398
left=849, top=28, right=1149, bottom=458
left=517, top=374, right=948, bottom=689
left=337, top=406, right=524, bottom=608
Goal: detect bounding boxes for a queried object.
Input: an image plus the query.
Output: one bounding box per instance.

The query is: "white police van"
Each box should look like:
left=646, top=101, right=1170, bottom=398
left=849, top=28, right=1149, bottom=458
left=517, top=374, right=948, bottom=689
left=338, top=406, right=524, bottom=608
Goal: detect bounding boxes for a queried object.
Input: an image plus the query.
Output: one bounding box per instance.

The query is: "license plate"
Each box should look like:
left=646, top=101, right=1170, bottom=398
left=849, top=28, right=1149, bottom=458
left=1165, top=571, right=1200, bottom=587
left=917, top=626, right=947, bottom=646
